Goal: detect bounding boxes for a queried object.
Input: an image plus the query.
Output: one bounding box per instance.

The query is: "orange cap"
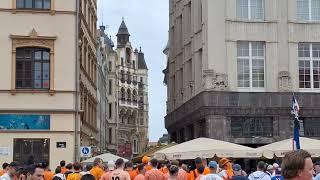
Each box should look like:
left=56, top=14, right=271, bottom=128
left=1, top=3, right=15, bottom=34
left=142, top=156, right=150, bottom=164
left=219, top=158, right=230, bottom=167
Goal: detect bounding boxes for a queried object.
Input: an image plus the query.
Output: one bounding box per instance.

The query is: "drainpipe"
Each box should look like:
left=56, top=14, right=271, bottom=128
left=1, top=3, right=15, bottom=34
left=74, top=0, right=80, bottom=162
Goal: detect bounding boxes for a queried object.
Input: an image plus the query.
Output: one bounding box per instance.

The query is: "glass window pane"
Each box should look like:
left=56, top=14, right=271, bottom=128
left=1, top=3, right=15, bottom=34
left=34, top=51, right=42, bottom=60
left=297, top=0, right=310, bottom=20
left=43, top=63, right=50, bottom=80
left=25, top=0, right=33, bottom=8
left=43, top=80, right=49, bottom=89
left=311, top=0, right=320, bottom=20
left=35, top=0, right=43, bottom=9
left=16, top=49, right=24, bottom=59
left=299, top=43, right=310, bottom=57
left=237, top=0, right=249, bottom=19
left=16, top=0, right=24, bottom=8
left=43, top=51, right=49, bottom=60
left=43, top=0, right=51, bottom=9
left=34, top=79, right=42, bottom=88
left=312, top=43, right=320, bottom=57
left=237, top=41, right=249, bottom=56
left=250, top=0, right=264, bottom=20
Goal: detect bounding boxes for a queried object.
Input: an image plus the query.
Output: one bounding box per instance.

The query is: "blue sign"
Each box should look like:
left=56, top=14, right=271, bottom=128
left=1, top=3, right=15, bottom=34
left=82, top=147, right=90, bottom=154
left=0, top=114, right=50, bottom=130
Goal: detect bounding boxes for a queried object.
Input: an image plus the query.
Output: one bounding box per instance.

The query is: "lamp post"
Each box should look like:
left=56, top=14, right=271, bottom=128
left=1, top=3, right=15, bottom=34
left=89, top=135, right=96, bottom=155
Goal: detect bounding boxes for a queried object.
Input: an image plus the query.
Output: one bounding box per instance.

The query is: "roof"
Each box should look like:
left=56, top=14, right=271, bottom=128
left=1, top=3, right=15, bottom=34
left=138, top=48, right=148, bottom=70
left=116, top=20, right=130, bottom=36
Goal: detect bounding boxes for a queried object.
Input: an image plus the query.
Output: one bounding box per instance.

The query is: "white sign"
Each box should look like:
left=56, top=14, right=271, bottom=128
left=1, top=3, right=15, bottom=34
left=80, top=146, right=92, bottom=158
left=0, top=147, right=9, bottom=155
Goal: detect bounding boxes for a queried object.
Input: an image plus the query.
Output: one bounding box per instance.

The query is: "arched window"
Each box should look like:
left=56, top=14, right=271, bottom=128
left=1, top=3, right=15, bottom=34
left=16, top=48, right=50, bottom=89
left=121, top=88, right=125, bottom=100
left=127, top=89, right=131, bottom=101
left=126, top=48, right=131, bottom=63
left=127, top=72, right=131, bottom=83
left=132, top=137, right=139, bottom=154
left=132, top=90, right=137, bottom=102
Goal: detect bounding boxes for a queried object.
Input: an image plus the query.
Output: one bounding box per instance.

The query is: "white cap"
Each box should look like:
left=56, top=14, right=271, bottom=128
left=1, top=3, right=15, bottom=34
left=107, top=160, right=115, bottom=171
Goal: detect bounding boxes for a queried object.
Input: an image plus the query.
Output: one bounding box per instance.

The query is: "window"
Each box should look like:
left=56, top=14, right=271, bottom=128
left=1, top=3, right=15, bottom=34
left=16, top=48, right=50, bottom=89
left=121, top=58, right=124, bottom=66
left=140, top=77, right=143, bottom=83
left=237, top=41, right=265, bottom=90
left=133, top=138, right=139, bottom=154
left=236, top=0, right=264, bottom=20
left=108, top=128, right=112, bottom=144
left=231, top=117, right=273, bottom=138
left=299, top=43, right=320, bottom=89
left=140, top=118, right=144, bottom=125
left=108, top=103, right=112, bottom=119
left=108, top=61, right=112, bottom=71
left=13, top=139, right=49, bottom=165
left=297, top=0, right=320, bottom=21
left=108, top=80, right=112, bottom=95
left=132, top=60, right=135, bottom=69
left=16, top=0, right=51, bottom=10
left=302, top=117, right=320, bottom=137
left=121, top=88, right=125, bottom=100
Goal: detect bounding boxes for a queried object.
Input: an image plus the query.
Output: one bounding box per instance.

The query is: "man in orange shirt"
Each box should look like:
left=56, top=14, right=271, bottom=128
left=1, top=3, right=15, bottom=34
left=43, top=163, right=54, bottom=180
left=142, top=156, right=152, bottom=171
left=110, top=159, right=130, bottom=180
left=145, top=158, right=164, bottom=180
left=101, top=160, right=115, bottom=180
left=125, top=162, right=137, bottom=180
left=0, top=163, right=9, bottom=177
left=189, top=158, right=210, bottom=180
left=90, top=158, right=104, bottom=180
left=134, top=164, right=145, bottom=180
left=67, top=162, right=82, bottom=180
left=60, top=161, right=67, bottom=174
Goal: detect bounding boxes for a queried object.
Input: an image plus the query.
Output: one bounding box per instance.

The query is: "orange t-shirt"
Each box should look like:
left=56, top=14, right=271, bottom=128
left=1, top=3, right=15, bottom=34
left=177, top=169, right=188, bottom=180
left=44, top=170, right=54, bottom=180
left=61, top=167, right=68, bottom=174
left=145, top=165, right=152, bottom=171
left=128, top=170, right=138, bottom=180
left=100, top=172, right=112, bottom=180
left=0, top=170, right=5, bottom=177
left=134, top=174, right=145, bottom=180
left=145, top=169, right=164, bottom=180
left=189, top=167, right=210, bottom=180
left=110, top=169, right=131, bottom=180
left=161, top=167, right=169, bottom=174
left=90, top=166, right=104, bottom=180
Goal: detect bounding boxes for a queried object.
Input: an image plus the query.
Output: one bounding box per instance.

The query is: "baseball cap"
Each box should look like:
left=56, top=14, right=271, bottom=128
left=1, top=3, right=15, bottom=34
left=9, top=162, right=19, bottom=170
left=107, top=160, right=115, bottom=171
left=233, top=164, right=241, bottom=171
left=208, top=161, right=218, bottom=169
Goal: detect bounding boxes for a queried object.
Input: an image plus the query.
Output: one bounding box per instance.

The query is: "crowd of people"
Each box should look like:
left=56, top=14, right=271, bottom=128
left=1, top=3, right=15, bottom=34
left=0, top=150, right=318, bottom=180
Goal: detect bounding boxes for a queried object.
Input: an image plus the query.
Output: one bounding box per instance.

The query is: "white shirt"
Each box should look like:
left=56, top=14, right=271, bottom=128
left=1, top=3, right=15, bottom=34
left=201, top=174, right=223, bottom=180
left=0, top=173, right=12, bottom=180
left=248, top=171, right=271, bottom=180
left=314, top=173, right=320, bottom=180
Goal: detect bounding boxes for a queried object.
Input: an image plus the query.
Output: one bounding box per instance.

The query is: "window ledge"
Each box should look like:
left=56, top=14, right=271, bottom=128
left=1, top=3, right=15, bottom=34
left=288, top=20, right=320, bottom=24
left=226, top=18, right=277, bottom=23
left=11, top=89, right=55, bottom=96
left=237, top=88, right=266, bottom=92
left=299, top=89, right=320, bottom=93
left=12, top=8, right=56, bottom=15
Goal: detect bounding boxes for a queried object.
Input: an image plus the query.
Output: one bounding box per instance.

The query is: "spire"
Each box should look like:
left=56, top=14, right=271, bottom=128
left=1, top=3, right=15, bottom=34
left=116, top=18, right=130, bottom=48
left=138, top=46, right=148, bottom=70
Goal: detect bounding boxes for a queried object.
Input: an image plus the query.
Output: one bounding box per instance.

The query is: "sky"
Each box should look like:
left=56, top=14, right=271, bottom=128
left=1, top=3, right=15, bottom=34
left=98, top=0, right=169, bottom=141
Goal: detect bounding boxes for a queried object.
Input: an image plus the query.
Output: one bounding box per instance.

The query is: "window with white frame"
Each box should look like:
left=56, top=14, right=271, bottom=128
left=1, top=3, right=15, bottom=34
left=133, top=138, right=139, bottom=154
left=299, top=43, right=320, bottom=89
left=236, top=0, right=264, bottom=20
left=297, top=0, right=320, bottom=21
left=237, top=41, right=265, bottom=89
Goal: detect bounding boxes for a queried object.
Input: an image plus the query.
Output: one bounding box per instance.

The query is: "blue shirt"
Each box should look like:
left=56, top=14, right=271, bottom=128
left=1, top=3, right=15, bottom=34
left=271, top=175, right=284, bottom=180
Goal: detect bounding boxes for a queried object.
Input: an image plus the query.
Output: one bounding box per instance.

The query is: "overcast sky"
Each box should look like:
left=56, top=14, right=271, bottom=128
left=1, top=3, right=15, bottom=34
left=97, top=0, right=169, bottom=141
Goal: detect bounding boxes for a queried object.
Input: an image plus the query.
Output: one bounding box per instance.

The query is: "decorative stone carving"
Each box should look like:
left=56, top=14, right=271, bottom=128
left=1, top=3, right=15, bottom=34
left=202, top=69, right=228, bottom=91
left=278, top=71, right=292, bottom=92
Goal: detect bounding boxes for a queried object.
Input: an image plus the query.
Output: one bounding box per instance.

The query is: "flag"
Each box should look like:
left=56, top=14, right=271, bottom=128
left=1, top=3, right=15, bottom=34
left=291, top=95, right=301, bottom=150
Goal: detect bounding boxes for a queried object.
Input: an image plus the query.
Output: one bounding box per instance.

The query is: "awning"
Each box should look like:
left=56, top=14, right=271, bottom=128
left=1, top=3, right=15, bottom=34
left=132, top=143, right=176, bottom=163
left=154, top=138, right=261, bottom=160
left=256, top=137, right=320, bottom=158
left=81, top=153, right=129, bottom=163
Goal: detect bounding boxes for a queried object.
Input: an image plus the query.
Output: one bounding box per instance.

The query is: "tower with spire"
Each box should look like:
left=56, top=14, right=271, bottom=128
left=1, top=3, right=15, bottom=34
left=116, top=18, right=130, bottom=48
left=114, top=18, right=149, bottom=158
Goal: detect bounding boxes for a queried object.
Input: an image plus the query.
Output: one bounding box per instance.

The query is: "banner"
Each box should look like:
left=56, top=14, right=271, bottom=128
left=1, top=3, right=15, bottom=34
left=0, top=114, right=50, bottom=130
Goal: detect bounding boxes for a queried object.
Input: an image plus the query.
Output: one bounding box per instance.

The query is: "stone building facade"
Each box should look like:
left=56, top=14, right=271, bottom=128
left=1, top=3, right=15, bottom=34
left=116, top=20, right=149, bottom=158
left=164, top=0, right=320, bottom=147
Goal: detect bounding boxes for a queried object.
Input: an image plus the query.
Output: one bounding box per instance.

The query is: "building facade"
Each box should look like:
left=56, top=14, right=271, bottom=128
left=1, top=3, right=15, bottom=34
left=0, top=0, right=99, bottom=166
left=164, top=0, right=320, bottom=147
left=116, top=20, right=149, bottom=158
left=0, top=0, right=77, bottom=166
left=97, top=25, right=118, bottom=154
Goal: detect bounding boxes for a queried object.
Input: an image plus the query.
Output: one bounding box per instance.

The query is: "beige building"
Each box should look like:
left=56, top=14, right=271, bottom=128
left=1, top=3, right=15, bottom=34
left=116, top=20, right=149, bottom=159
left=0, top=0, right=97, bottom=166
left=164, top=0, right=320, bottom=146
